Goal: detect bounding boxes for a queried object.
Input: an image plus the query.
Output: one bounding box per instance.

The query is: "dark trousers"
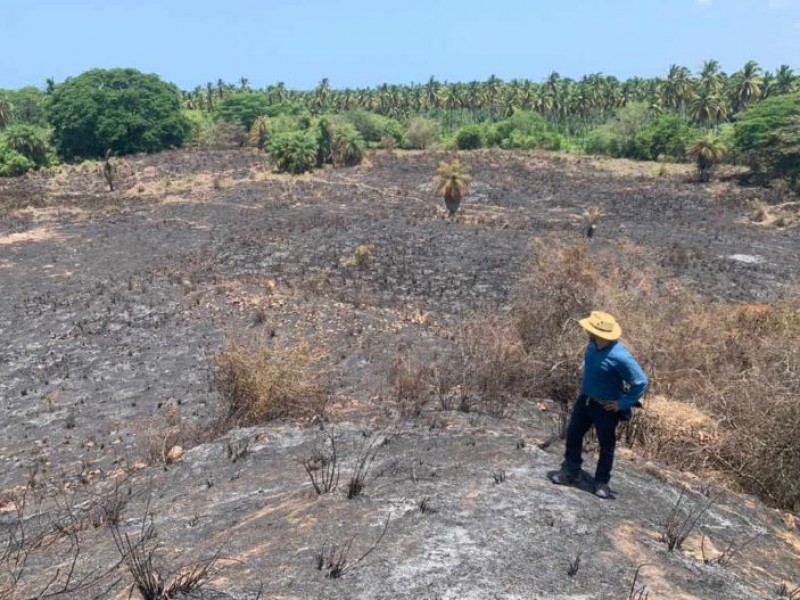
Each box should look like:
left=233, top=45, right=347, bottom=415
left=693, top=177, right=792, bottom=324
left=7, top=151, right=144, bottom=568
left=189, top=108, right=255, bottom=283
left=562, top=395, right=620, bottom=485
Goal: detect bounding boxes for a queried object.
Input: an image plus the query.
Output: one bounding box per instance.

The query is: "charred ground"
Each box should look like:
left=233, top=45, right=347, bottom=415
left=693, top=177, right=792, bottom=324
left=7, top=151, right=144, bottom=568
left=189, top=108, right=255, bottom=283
left=0, top=149, right=798, bottom=599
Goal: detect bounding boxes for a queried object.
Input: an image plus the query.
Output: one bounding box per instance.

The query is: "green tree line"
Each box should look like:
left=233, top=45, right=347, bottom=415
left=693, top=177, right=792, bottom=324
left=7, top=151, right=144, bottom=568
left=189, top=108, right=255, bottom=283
left=0, top=61, right=798, bottom=185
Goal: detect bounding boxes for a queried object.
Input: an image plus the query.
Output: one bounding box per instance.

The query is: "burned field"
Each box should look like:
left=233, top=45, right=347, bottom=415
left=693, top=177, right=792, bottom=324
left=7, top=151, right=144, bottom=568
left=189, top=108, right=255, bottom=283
left=0, top=150, right=798, bottom=599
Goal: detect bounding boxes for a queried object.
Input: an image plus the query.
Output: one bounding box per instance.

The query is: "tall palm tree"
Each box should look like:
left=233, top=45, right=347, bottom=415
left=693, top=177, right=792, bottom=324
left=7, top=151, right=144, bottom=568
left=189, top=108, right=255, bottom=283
left=434, top=160, right=472, bottom=216
left=0, top=96, right=13, bottom=128
left=734, top=60, right=763, bottom=111
left=691, top=89, right=726, bottom=126
left=775, top=65, right=796, bottom=95
left=687, top=135, right=727, bottom=182
left=699, top=59, right=724, bottom=94
left=662, top=64, right=694, bottom=115
left=313, top=78, right=331, bottom=113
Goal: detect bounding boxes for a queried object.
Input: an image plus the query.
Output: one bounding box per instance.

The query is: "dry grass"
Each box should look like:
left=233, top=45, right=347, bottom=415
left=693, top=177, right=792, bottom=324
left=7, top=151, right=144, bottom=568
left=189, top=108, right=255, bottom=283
left=391, top=314, right=539, bottom=417
left=398, top=235, right=800, bottom=510
left=213, top=340, right=329, bottom=430
left=749, top=199, right=800, bottom=228
left=512, top=237, right=800, bottom=511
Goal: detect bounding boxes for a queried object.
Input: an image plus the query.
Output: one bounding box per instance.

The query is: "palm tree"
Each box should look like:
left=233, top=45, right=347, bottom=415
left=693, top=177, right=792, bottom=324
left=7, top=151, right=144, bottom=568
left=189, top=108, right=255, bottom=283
left=662, top=65, right=694, bottom=115
left=249, top=116, right=271, bottom=150
left=775, top=65, right=796, bottom=95
left=434, top=160, right=472, bottom=215
left=690, top=89, right=726, bottom=126
left=734, top=60, right=763, bottom=111
left=687, top=135, right=727, bottom=182
left=699, top=59, right=724, bottom=94
left=0, top=96, right=12, bottom=128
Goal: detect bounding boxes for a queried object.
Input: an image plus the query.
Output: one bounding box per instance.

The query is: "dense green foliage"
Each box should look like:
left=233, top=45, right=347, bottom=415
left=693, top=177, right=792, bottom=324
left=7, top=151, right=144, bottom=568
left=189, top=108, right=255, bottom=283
left=734, top=93, right=800, bottom=182
left=583, top=104, right=699, bottom=161
left=211, top=92, right=271, bottom=130
left=269, top=130, right=319, bottom=174
left=455, top=125, right=484, bottom=150
left=331, top=122, right=365, bottom=166
left=2, top=124, right=52, bottom=167
left=1, top=60, right=799, bottom=179
left=0, top=137, right=34, bottom=176
left=0, top=87, right=48, bottom=127
left=47, top=68, right=190, bottom=159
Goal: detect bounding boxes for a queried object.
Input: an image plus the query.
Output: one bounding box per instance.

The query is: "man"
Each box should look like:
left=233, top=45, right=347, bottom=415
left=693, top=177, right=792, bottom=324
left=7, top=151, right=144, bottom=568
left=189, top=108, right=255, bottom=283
left=550, top=311, right=648, bottom=499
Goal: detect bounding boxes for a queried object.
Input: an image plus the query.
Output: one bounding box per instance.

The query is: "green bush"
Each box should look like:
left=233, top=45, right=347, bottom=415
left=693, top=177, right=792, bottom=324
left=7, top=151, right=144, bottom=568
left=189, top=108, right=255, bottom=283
left=734, top=93, right=800, bottom=181
left=270, top=113, right=304, bottom=136
left=2, top=124, right=52, bottom=167
left=47, top=68, right=190, bottom=159
left=635, top=113, right=698, bottom=161
left=183, top=109, right=211, bottom=146
left=584, top=125, right=622, bottom=156
left=0, top=87, right=48, bottom=127
left=0, top=138, right=35, bottom=176
left=269, top=130, right=319, bottom=174
left=332, top=123, right=365, bottom=166
left=455, top=125, right=484, bottom=150
left=491, top=111, right=562, bottom=150
left=344, top=110, right=402, bottom=144
left=403, top=117, right=440, bottom=149
left=212, top=92, right=271, bottom=130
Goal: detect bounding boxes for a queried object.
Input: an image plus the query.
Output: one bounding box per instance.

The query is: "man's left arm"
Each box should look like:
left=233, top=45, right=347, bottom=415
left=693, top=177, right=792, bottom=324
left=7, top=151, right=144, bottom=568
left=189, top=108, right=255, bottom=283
left=614, top=353, right=649, bottom=410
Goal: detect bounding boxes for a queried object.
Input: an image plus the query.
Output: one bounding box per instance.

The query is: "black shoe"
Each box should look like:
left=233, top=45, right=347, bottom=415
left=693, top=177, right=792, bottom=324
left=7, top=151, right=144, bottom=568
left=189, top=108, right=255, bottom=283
left=594, top=483, right=612, bottom=499
left=550, top=469, right=577, bottom=486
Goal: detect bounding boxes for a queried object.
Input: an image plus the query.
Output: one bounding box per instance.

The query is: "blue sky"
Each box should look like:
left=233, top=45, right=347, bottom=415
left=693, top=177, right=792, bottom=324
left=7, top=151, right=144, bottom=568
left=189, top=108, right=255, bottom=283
left=1, top=0, right=799, bottom=90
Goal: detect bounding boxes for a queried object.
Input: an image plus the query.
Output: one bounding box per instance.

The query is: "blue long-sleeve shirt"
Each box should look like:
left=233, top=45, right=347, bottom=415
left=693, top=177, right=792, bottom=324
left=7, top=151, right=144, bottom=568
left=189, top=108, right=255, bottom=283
left=581, top=340, right=649, bottom=410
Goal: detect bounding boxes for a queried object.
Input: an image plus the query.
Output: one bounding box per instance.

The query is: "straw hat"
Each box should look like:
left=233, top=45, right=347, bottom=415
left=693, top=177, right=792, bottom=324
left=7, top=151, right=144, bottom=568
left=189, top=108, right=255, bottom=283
left=578, top=311, right=622, bottom=341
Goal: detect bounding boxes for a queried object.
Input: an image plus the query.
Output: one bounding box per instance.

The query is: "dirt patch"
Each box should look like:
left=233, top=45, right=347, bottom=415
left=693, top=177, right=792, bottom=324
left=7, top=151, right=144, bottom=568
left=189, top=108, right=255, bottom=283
left=0, top=226, right=59, bottom=245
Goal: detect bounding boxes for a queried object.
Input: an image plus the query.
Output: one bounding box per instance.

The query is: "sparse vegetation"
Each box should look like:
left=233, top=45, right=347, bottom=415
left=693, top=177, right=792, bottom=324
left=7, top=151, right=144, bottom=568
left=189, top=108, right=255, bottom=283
left=213, top=340, right=329, bottom=430
left=303, top=431, right=340, bottom=495
left=660, top=486, right=717, bottom=551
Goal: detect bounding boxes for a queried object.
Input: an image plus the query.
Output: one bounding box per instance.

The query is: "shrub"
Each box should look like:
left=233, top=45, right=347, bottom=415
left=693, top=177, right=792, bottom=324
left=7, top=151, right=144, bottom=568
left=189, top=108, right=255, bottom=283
left=47, top=68, right=190, bottom=159
left=734, top=93, right=800, bottom=183
left=2, top=124, right=52, bottom=167
left=635, top=113, right=698, bottom=161
left=248, top=116, right=271, bottom=150
left=198, top=120, right=248, bottom=148
left=269, top=130, right=319, bottom=174
left=211, top=92, right=271, bottom=130
left=403, top=117, right=440, bottom=149
left=1, top=86, right=48, bottom=127
left=332, top=123, right=365, bottom=167
left=0, top=139, right=34, bottom=176
left=343, top=110, right=402, bottom=144
left=182, top=109, right=211, bottom=147
left=492, top=111, right=563, bottom=150
left=455, top=125, right=484, bottom=150
left=213, top=341, right=328, bottom=429
left=270, top=113, right=304, bottom=136
left=584, top=125, right=622, bottom=156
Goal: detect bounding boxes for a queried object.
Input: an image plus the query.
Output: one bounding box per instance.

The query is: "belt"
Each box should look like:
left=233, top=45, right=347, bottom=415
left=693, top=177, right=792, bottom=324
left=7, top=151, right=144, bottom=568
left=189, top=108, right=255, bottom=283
left=585, top=395, right=608, bottom=405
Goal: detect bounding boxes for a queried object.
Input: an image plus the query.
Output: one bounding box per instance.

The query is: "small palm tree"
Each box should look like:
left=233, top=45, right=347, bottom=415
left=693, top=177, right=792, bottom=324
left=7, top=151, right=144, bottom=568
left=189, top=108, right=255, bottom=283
left=687, top=136, right=727, bottom=183
left=434, top=160, right=472, bottom=215
left=248, top=116, right=271, bottom=150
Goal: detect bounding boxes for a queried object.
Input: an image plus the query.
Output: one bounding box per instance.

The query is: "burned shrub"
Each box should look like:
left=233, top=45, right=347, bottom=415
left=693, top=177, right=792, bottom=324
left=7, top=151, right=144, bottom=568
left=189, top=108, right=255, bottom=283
left=213, top=340, right=329, bottom=431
